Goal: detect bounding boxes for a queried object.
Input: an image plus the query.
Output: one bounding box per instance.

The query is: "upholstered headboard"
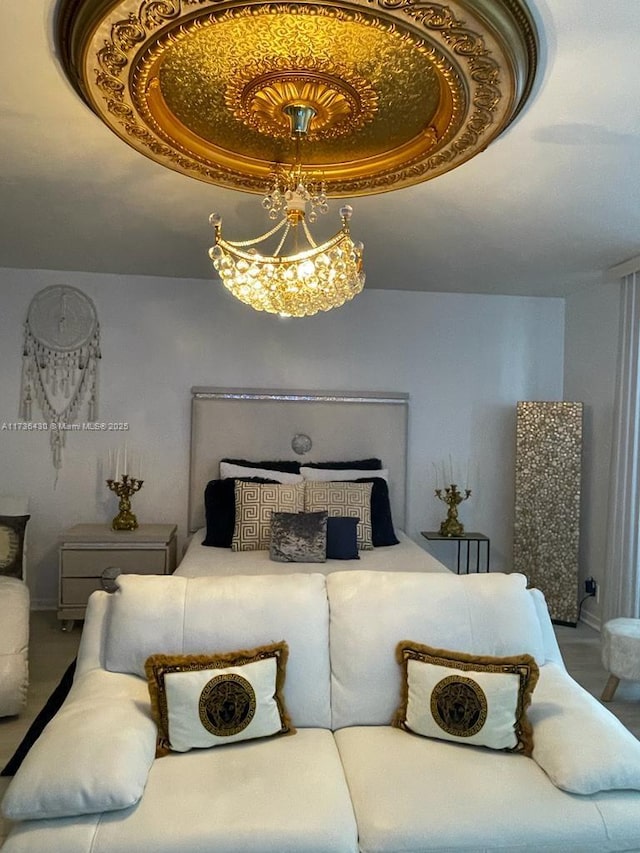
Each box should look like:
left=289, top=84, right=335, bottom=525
left=189, top=388, right=409, bottom=534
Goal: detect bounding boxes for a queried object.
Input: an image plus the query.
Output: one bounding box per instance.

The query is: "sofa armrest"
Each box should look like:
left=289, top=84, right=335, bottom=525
left=0, top=578, right=29, bottom=657
left=74, top=590, right=111, bottom=678
left=527, top=588, right=565, bottom=666
left=1, top=669, right=157, bottom=820
left=530, top=663, right=640, bottom=794
left=0, top=577, right=30, bottom=717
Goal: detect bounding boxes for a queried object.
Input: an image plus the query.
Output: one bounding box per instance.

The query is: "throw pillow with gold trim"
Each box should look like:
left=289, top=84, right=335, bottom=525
left=392, top=641, right=539, bottom=755
left=0, top=515, right=30, bottom=579
left=232, top=481, right=304, bottom=551
left=303, top=481, right=373, bottom=550
left=145, top=642, right=293, bottom=756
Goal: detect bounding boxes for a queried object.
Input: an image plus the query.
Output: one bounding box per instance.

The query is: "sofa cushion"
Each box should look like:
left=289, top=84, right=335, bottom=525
left=145, top=643, right=292, bottom=755
left=1, top=669, right=157, bottom=820
left=334, top=725, right=640, bottom=853
left=327, top=570, right=546, bottom=729
left=530, top=662, right=640, bottom=794
left=105, top=573, right=331, bottom=728
left=392, top=641, right=539, bottom=755
left=2, top=730, right=359, bottom=853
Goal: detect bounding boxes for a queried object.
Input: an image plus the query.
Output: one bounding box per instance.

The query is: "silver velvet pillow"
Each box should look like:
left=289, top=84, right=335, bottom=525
left=269, top=511, right=327, bottom=563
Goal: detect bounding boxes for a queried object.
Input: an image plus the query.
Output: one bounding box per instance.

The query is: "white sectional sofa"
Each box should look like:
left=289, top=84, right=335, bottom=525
left=0, top=495, right=30, bottom=719
left=0, top=577, right=29, bottom=719
left=3, top=570, right=640, bottom=852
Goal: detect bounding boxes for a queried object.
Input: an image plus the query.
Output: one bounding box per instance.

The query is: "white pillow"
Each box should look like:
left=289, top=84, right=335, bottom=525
left=220, top=461, right=302, bottom=483
left=301, top=467, right=388, bottom=482
left=145, top=643, right=292, bottom=754
left=530, top=662, right=640, bottom=793
left=393, top=642, right=538, bottom=755
left=1, top=670, right=157, bottom=820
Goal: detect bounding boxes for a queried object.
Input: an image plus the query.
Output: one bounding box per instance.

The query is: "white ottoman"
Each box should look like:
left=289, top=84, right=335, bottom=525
left=0, top=576, right=30, bottom=716
left=601, top=617, right=640, bottom=701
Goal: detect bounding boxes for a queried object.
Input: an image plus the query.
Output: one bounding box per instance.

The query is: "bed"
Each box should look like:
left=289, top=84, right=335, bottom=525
left=178, top=529, right=447, bottom=576
left=176, top=387, right=448, bottom=576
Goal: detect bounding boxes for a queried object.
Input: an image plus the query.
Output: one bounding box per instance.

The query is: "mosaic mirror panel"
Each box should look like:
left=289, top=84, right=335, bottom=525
left=514, top=401, right=583, bottom=625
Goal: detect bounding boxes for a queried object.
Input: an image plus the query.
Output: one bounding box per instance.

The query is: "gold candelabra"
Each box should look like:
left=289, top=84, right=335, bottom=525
left=106, top=474, right=143, bottom=530
left=435, top=484, right=471, bottom=537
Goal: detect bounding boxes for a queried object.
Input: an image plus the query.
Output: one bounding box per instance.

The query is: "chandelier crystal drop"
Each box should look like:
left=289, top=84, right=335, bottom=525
left=208, top=105, right=365, bottom=318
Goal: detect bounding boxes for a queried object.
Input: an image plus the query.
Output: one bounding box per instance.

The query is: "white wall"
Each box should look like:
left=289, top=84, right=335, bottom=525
left=564, top=281, right=621, bottom=629
left=0, top=267, right=564, bottom=607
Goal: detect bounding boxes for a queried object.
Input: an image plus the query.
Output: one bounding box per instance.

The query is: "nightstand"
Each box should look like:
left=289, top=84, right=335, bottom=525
left=421, top=531, right=490, bottom=574
left=58, top=523, right=177, bottom=629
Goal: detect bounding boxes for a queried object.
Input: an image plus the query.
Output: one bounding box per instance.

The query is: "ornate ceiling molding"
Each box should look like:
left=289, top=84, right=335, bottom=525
left=57, top=0, right=538, bottom=196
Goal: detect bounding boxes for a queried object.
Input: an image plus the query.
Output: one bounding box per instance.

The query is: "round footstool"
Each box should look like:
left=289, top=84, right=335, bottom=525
left=601, top=617, right=640, bottom=701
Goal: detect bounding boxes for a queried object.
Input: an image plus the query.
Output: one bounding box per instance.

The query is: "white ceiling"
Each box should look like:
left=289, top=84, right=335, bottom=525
left=1, top=2, right=639, bottom=298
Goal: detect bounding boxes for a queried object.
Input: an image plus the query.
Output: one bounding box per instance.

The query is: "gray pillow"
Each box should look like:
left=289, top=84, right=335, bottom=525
left=269, top=511, right=327, bottom=563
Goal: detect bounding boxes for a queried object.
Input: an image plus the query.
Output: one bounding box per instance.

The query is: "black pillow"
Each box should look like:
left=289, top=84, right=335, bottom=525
left=221, top=458, right=301, bottom=474
left=355, top=477, right=399, bottom=547
left=202, top=477, right=276, bottom=547
left=304, top=458, right=382, bottom=470
left=326, top=516, right=360, bottom=560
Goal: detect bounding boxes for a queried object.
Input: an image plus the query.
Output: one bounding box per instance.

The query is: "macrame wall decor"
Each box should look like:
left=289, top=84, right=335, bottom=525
left=20, top=285, right=101, bottom=479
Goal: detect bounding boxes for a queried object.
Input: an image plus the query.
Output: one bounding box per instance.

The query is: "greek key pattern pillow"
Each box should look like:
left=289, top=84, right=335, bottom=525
left=232, top=481, right=304, bottom=551
left=393, top=641, right=539, bottom=755
left=304, top=481, right=373, bottom=550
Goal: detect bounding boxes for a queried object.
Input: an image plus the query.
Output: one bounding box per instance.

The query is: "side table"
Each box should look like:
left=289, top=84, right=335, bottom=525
left=58, top=523, right=177, bottom=630
left=421, top=531, right=490, bottom=574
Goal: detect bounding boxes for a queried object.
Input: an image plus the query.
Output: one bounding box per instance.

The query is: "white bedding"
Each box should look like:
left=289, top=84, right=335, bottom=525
left=176, top=530, right=449, bottom=577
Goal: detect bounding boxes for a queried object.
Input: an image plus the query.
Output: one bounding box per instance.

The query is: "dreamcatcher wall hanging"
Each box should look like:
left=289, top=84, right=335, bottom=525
left=20, top=285, right=101, bottom=480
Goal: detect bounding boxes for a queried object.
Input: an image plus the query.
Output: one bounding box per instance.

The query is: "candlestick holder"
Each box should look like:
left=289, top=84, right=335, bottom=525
left=434, top=483, right=471, bottom=537
left=106, top=474, right=143, bottom=530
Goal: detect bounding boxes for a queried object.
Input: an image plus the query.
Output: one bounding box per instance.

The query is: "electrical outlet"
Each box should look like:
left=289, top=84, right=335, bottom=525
left=585, top=577, right=596, bottom=596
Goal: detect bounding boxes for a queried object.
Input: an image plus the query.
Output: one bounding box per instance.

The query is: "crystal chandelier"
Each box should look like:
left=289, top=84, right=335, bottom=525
left=208, top=105, right=365, bottom=318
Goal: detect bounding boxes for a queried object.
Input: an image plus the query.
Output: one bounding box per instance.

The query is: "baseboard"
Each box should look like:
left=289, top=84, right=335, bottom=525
left=30, top=599, right=57, bottom=611
left=580, top=610, right=601, bottom=632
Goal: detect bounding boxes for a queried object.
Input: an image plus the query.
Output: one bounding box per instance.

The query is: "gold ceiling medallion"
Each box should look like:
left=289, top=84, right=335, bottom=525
left=228, top=59, right=378, bottom=141
left=57, top=0, right=538, bottom=196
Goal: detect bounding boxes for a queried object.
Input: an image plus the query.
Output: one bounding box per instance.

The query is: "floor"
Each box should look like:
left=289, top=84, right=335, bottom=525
left=0, top=615, right=639, bottom=847
left=555, top=621, right=640, bottom=735
left=0, top=612, right=81, bottom=847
